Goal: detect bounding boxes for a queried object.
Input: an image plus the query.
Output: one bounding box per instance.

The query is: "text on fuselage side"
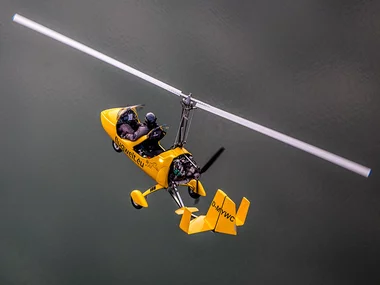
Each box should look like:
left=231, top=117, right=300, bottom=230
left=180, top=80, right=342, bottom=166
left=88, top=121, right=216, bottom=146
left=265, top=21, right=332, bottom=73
left=211, top=201, right=235, bottom=222
left=115, top=136, right=145, bottom=168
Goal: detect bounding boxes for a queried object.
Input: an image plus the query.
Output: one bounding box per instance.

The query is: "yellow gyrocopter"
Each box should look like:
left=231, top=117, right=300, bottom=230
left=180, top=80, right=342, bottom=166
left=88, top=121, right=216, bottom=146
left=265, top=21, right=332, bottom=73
left=12, top=14, right=372, bottom=235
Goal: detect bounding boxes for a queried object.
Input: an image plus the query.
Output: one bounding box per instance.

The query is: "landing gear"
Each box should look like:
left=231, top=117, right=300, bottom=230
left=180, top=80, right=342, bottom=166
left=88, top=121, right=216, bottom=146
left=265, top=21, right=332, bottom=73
left=131, top=197, right=143, bottom=209
left=112, top=140, right=122, bottom=153
left=130, top=190, right=148, bottom=209
left=168, top=184, right=185, bottom=208
left=188, top=186, right=200, bottom=199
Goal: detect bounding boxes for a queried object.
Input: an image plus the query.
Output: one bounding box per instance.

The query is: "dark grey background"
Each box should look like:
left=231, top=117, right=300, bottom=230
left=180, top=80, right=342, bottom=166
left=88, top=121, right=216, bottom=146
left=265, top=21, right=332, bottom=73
left=1, top=1, right=380, bottom=284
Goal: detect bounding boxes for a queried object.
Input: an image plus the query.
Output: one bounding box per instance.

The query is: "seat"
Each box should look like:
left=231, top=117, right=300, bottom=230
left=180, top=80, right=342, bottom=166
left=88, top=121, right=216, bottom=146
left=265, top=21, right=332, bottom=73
left=134, top=126, right=166, bottom=157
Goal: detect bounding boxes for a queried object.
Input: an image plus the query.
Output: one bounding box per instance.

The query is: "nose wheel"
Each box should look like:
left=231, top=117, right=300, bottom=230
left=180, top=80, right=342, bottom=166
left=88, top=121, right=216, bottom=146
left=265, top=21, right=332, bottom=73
left=188, top=186, right=200, bottom=199
left=131, top=197, right=143, bottom=209
left=112, top=140, right=122, bottom=153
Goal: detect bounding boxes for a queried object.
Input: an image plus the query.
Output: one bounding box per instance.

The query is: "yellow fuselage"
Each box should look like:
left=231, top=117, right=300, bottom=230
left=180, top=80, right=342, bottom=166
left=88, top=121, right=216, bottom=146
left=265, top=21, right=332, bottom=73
left=100, top=107, right=191, bottom=188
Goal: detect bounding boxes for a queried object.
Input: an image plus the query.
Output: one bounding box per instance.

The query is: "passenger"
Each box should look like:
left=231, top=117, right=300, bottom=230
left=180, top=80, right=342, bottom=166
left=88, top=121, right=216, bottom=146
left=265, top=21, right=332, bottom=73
left=124, top=112, right=158, bottom=141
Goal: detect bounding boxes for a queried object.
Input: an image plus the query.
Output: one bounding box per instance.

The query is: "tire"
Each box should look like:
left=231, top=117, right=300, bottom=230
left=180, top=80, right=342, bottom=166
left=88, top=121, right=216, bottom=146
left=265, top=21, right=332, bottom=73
left=188, top=186, right=201, bottom=199
left=112, top=140, right=122, bottom=153
left=131, top=197, right=143, bottom=209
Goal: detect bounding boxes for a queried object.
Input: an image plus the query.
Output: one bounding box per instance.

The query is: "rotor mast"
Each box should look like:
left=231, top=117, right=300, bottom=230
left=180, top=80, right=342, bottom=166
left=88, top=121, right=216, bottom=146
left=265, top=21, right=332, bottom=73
left=173, top=94, right=197, bottom=148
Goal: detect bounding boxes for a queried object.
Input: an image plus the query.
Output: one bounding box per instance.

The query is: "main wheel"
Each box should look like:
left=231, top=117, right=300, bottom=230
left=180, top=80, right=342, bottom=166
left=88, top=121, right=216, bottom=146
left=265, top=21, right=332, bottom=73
left=188, top=186, right=201, bottom=199
left=131, top=197, right=143, bottom=209
left=112, top=140, right=122, bottom=153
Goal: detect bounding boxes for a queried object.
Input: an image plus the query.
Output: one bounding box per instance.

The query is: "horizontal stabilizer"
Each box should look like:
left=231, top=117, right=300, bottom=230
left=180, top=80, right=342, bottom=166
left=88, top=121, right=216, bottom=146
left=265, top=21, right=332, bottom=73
left=178, top=207, right=213, bottom=234
left=175, top=207, right=199, bottom=215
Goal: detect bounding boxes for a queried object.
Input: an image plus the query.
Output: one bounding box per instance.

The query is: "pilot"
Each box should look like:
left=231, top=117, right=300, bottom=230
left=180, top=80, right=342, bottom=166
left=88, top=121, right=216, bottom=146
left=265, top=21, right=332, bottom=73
left=143, top=112, right=166, bottom=156
left=145, top=112, right=159, bottom=131
left=118, top=110, right=139, bottom=138
left=124, top=112, right=158, bottom=141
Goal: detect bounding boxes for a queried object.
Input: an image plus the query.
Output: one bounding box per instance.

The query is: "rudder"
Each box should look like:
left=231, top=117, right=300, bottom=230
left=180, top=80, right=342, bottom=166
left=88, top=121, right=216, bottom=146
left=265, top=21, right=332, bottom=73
left=236, top=197, right=250, bottom=226
left=205, top=189, right=237, bottom=235
left=214, top=195, right=237, bottom=235
left=178, top=207, right=192, bottom=233
left=204, top=189, right=227, bottom=227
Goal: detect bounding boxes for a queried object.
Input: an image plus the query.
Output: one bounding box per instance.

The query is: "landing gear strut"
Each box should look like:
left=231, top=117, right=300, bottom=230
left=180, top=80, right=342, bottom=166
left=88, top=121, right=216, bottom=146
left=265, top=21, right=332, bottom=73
left=168, top=183, right=185, bottom=208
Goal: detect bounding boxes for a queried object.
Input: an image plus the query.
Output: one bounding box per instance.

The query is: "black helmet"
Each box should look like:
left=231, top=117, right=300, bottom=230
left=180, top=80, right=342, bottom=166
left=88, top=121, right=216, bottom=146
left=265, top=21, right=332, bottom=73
left=145, top=112, right=157, bottom=124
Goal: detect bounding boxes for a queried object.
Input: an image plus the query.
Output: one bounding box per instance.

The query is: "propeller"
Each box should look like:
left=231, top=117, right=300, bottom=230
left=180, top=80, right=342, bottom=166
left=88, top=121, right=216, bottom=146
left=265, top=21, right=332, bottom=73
left=194, top=147, right=225, bottom=201
left=200, top=147, right=225, bottom=174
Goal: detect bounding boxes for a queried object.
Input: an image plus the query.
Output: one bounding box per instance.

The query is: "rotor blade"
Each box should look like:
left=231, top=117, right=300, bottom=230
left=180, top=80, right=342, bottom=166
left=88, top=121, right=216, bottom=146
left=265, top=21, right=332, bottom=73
left=12, top=14, right=183, bottom=97
left=12, top=14, right=372, bottom=178
left=201, top=147, right=225, bottom=174
left=192, top=99, right=371, bottom=177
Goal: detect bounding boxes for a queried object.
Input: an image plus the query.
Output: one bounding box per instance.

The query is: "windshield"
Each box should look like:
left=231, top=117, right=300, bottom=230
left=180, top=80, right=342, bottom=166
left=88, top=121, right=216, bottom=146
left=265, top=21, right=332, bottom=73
left=117, top=107, right=139, bottom=125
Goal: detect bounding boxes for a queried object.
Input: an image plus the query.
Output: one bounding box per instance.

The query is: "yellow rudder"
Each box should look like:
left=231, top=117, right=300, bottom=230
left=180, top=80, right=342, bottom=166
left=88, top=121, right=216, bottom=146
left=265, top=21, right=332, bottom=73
left=179, top=207, right=192, bottom=233
left=175, top=190, right=250, bottom=235
left=204, top=189, right=227, bottom=227
left=236, top=197, right=250, bottom=226
left=213, top=195, right=237, bottom=235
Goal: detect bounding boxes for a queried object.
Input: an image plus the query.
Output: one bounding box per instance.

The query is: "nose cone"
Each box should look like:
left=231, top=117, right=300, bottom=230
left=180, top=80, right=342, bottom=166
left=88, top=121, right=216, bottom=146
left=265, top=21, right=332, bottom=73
left=100, top=107, right=124, bottom=137
left=100, top=108, right=123, bottom=125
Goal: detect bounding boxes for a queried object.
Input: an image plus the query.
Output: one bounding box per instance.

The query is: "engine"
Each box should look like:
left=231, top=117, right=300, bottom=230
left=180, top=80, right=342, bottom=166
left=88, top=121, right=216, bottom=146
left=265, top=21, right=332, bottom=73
left=169, top=154, right=200, bottom=185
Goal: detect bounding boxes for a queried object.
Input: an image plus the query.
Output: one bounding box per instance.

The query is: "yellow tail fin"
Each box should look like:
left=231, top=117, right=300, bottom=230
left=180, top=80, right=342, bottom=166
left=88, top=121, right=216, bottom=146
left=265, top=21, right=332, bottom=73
left=175, top=189, right=250, bottom=235
left=204, top=189, right=227, bottom=226
left=206, top=190, right=237, bottom=235
left=178, top=207, right=192, bottom=233
left=236, top=197, right=250, bottom=226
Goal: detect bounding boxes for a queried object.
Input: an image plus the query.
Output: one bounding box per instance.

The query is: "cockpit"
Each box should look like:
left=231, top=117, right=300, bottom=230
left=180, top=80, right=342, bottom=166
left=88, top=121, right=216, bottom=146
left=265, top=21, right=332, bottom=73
left=115, top=105, right=167, bottom=158
left=116, top=107, right=140, bottom=137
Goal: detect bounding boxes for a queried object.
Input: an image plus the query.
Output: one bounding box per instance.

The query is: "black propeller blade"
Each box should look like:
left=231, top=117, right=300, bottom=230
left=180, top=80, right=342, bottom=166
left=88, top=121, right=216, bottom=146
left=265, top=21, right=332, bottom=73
left=200, top=147, right=225, bottom=174
left=193, top=147, right=225, bottom=204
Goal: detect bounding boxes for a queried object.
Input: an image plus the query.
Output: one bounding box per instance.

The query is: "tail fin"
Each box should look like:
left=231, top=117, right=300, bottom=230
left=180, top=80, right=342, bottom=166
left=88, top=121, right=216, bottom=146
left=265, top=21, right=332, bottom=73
left=236, top=197, right=250, bottom=226
left=175, top=189, right=250, bottom=235
left=204, top=189, right=227, bottom=226
left=178, top=207, right=196, bottom=233
left=205, top=190, right=237, bottom=235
